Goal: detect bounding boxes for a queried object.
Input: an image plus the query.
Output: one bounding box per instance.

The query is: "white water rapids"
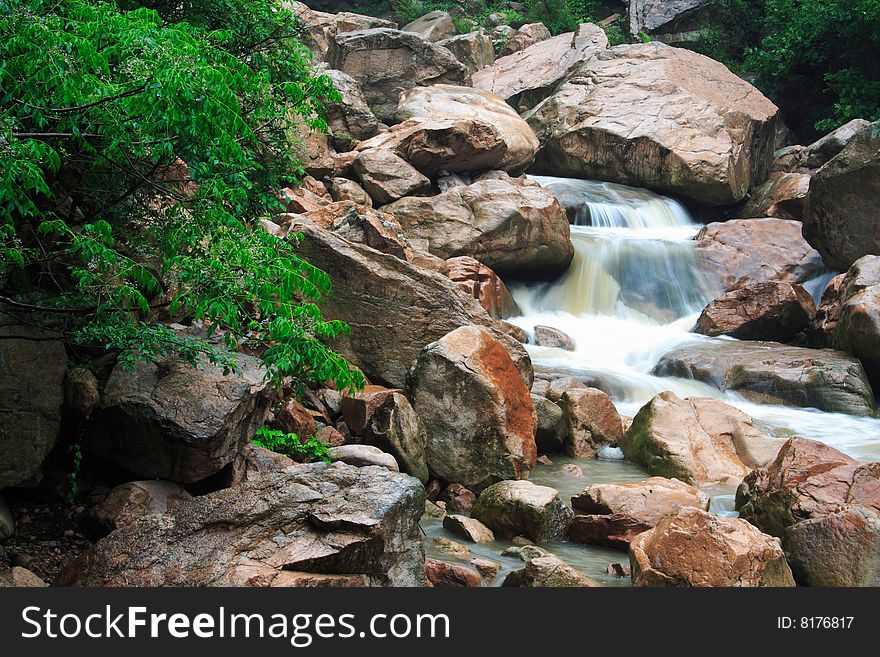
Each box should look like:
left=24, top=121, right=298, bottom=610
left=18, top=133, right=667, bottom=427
left=422, top=176, right=880, bottom=586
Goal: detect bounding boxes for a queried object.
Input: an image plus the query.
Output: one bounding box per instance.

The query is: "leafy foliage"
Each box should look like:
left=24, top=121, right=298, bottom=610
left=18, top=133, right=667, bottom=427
left=253, top=426, right=331, bottom=462
left=0, top=0, right=364, bottom=392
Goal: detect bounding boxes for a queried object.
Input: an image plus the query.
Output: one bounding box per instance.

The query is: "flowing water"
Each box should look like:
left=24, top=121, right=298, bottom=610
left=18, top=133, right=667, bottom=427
left=422, top=175, right=880, bottom=586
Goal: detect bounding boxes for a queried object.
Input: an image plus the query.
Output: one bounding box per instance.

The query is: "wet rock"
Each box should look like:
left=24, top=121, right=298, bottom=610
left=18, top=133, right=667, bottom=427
left=532, top=394, right=566, bottom=453
left=64, top=368, right=99, bottom=418
left=391, top=84, right=539, bottom=175
left=85, top=480, right=193, bottom=538
left=803, top=121, right=880, bottom=270
left=474, top=24, right=609, bottom=113
left=503, top=555, right=601, bottom=587
left=736, top=437, right=880, bottom=586
left=85, top=354, right=273, bottom=484
left=444, top=256, right=520, bottom=320
left=629, top=507, right=795, bottom=587
left=292, top=220, right=533, bottom=388
left=572, top=476, right=710, bottom=525
left=409, top=326, right=537, bottom=490
left=694, top=218, right=826, bottom=294
left=809, top=273, right=846, bottom=346
left=533, top=325, right=575, bottom=350
left=502, top=544, right=547, bottom=561
left=620, top=392, right=786, bottom=487
left=422, top=500, right=446, bottom=520
left=653, top=342, right=876, bottom=416
left=438, top=30, right=495, bottom=73
left=0, top=567, right=47, bottom=588
left=501, top=22, right=551, bottom=56
left=569, top=514, right=654, bottom=551
left=384, top=174, right=573, bottom=279
left=402, top=11, right=456, bottom=42
left=353, top=148, right=431, bottom=205
left=528, top=42, right=778, bottom=206
left=56, top=462, right=426, bottom=587
left=471, top=558, right=501, bottom=581
left=472, top=480, right=572, bottom=542
left=439, top=483, right=477, bottom=514
left=442, top=514, right=495, bottom=543
left=328, top=28, right=470, bottom=121
left=432, top=536, right=470, bottom=557
left=558, top=388, right=624, bottom=458
left=328, top=445, right=400, bottom=472
left=0, top=322, right=66, bottom=488
left=544, top=376, right=588, bottom=403
left=695, top=282, right=817, bottom=342
left=607, top=562, right=631, bottom=577
left=424, top=558, right=482, bottom=587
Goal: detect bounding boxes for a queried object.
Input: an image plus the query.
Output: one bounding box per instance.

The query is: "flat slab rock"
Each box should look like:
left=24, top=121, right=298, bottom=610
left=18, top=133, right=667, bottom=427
left=56, top=462, right=427, bottom=587
left=653, top=340, right=876, bottom=416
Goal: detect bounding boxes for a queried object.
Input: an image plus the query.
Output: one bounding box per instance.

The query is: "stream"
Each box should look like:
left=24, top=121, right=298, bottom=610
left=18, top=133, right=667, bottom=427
left=422, top=176, right=880, bottom=586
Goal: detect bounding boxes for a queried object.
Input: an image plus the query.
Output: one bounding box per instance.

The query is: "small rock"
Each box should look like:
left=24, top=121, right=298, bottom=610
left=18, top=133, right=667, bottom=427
left=559, top=464, right=584, bottom=477
left=533, top=325, right=575, bottom=350
left=327, top=445, right=399, bottom=472
left=0, top=494, right=13, bottom=540
left=432, top=537, right=471, bottom=557
left=607, top=563, right=631, bottom=578
left=84, top=480, right=193, bottom=538
left=64, top=368, right=100, bottom=417
left=569, top=514, right=654, bottom=551
left=442, top=514, right=495, bottom=543
left=439, top=483, right=477, bottom=514
left=0, top=567, right=47, bottom=587
left=471, top=558, right=501, bottom=581
left=503, top=555, right=601, bottom=587
left=472, top=480, right=572, bottom=542
left=422, top=500, right=446, bottom=521
left=501, top=545, right=547, bottom=562
left=424, top=558, right=482, bottom=587
left=536, top=455, right=553, bottom=465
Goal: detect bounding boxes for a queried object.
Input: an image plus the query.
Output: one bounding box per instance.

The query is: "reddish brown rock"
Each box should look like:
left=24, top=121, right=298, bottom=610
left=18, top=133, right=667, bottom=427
left=558, top=388, right=624, bottom=458
left=503, top=555, right=601, bottom=587
left=425, top=559, right=482, bottom=588
left=734, top=172, right=810, bottom=221
left=444, top=256, right=520, bottom=320
left=695, top=282, right=817, bottom=342
left=272, top=398, right=318, bottom=438
left=353, top=148, right=431, bottom=205
left=471, top=558, right=501, bottom=581
left=809, top=273, right=845, bottom=346
left=629, top=507, right=795, bottom=587
left=341, top=386, right=401, bottom=436
left=85, top=480, right=193, bottom=537
left=439, top=483, right=477, bottom=514
left=572, top=476, right=709, bottom=525
left=569, top=514, right=654, bottom=551
left=533, top=325, right=575, bottom=350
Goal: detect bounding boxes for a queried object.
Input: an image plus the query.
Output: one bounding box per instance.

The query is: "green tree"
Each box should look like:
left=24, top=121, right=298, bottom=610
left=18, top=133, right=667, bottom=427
left=0, top=0, right=364, bottom=392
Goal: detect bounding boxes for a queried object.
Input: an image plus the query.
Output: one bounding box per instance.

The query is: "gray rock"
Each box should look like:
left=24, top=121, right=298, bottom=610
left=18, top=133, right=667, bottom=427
left=328, top=444, right=400, bottom=472
left=0, top=493, right=13, bottom=540
left=472, top=480, right=572, bottom=542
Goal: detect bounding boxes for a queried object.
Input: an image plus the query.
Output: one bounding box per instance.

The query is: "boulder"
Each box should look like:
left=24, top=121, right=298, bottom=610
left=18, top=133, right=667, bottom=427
left=568, top=514, right=654, bottom=550
left=629, top=0, right=730, bottom=43
left=289, top=3, right=397, bottom=61
left=322, top=68, right=381, bottom=148
left=0, top=322, right=66, bottom=488
left=57, top=462, right=427, bottom=587
left=545, top=375, right=589, bottom=403
left=85, top=354, right=273, bottom=484
left=802, top=119, right=872, bottom=170
left=533, top=325, right=575, bottom=350
left=694, top=282, right=817, bottom=342
left=227, top=444, right=297, bottom=486
left=501, top=22, right=552, bottom=56
left=328, top=28, right=470, bottom=121
left=353, top=148, right=431, bottom=205
left=734, top=172, right=811, bottom=221
left=384, top=175, right=573, bottom=279
left=532, top=394, right=566, bottom=453
left=272, top=397, right=318, bottom=438
left=571, top=476, right=710, bottom=524
left=327, top=177, right=372, bottom=207
left=438, top=30, right=495, bottom=73
left=653, top=341, right=876, bottom=415
left=558, top=388, right=624, bottom=458
left=472, top=480, right=572, bottom=542
left=473, top=24, right=609, bottom=113
left=402, top=11, right=456, bottom=42
left=527, top=42, right=779, bottom=206
left=694, top=218, right=827, bottom=294
left=0, top=567, right=47, bottom=588
left=328, top=444, right=399, bottom=472
left=408, top=326, right=537, bottom=490
left=442, top=514, right=495, bottom=543
left=85, top=480, right=193, bottom=538
left=392, top=84, right=540, bottom=175
left=503, top=555, right=601, bottom=587
left=444, top=256, right=520, bottom=320
left=809, top=273, right=846, bottom=346
left=833, top=256, right=880, bottom=381
left=424, top=559, right=482, bottom=587
left=64, top=367, right=99, bottom=418
left=318, top=202, right=415, bottom=261
left=736, top=437, right=880, bottom=586
left=629, top=507, right=796, bottom=587
left=471, top=558, right=501, bottom=581
left=291, top=220, right=533, bottom=388
left=803, top=121, right=880, bottom=270
left=620, top=392, right=787, bottom=487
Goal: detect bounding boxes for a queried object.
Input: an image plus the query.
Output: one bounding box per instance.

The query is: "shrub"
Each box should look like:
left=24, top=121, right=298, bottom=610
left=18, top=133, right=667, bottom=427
left=253, top=427, right=332, bottom=462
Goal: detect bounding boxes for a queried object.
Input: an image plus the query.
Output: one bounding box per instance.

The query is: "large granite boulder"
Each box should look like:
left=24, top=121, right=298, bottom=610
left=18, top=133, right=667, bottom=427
left=57, top=462, right=427, bottom=587
left=629, top=507, right=796, bottom=587
left=557, top=387, right=624, bottom=458
left=572, top=476, right=709, bottom=525
left=401, top=10, right=456, bottom=42
left=438, top=30, right=496, bottom=73
left=653, top=341, right=876, bottom=416
left=737, top=438, right=880, bottom=586
left=832, top=256, right=880, bottom=381
left=628, top=0, right=730, bottom=44
left=322, top=68, right=381, bottom=148
left=472, top=480, right=572, bottom=542
left=527, top=42, right=779, bottom=206
left=473, top=24, right=609, bottom=113
left=501, top=22, right=552, bottom=56
left=328, top=28, right=470, bottom=121
left=694, top=218, right=827, bottom=294
left=620, top=392, right=787, bottom=487
left=353, top=148, right=431, bottom=205
left=408, top=326, right=537, bottom=491
left=85, top=354, right=273, bottom=483
left=734, top=172, right=811, bottom=221
left=291, top=220, right=532, bottom=388
left=288, top=3, right=397, bottom=61
left=391, top=84, right=540, bottom=175
left=803, top=121, right=880, bottom=271
left=383, top=174, right=573, bottom=279
left=444, top=256, right=520, bottom=319
left=0, top=322, right=66, bottom=488
left=694, top=282, right=817, bottom=342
